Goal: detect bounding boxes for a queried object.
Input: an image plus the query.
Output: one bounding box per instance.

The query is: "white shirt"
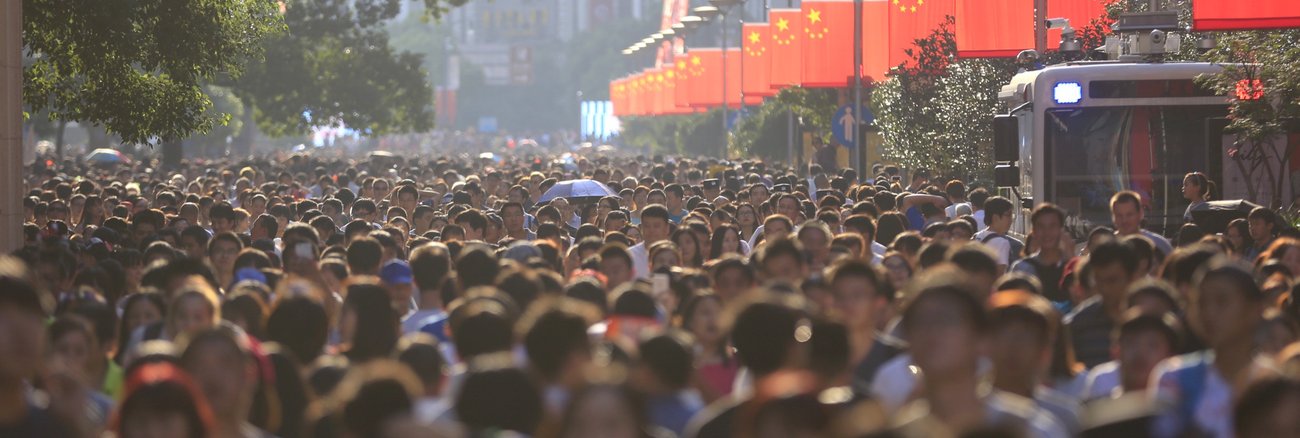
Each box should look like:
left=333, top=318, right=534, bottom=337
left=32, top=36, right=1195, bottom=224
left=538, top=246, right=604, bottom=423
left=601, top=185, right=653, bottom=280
left=629, top=242, right=650, bottom=279
left=974, top=228, right=1012, bottom=267
left=946, top=202, right=972, bottom=219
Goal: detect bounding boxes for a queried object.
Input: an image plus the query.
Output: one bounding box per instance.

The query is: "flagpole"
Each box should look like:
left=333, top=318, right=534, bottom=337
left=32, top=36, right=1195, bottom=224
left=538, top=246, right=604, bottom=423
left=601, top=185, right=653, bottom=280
left=853, top=0, right=863, bottom=181
left=721, top=10, right=730, bottom=160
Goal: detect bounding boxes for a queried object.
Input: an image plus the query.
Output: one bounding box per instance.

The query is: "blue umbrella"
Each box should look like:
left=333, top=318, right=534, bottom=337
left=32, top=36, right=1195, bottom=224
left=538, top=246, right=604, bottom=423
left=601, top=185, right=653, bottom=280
left=85, top=148, right=128, bottom=165
left=538, top=179, right=617, bottom=204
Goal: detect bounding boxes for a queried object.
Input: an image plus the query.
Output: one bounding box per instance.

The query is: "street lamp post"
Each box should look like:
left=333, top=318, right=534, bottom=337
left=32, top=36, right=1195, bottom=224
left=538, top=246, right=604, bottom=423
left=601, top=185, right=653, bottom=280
left=707, top=0, right=745, bottom=160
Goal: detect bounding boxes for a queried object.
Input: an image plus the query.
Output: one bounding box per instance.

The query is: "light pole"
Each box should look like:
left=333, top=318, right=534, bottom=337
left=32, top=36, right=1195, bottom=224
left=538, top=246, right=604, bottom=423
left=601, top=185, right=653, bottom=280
left=708, top=0, right=745, bottom=160
left=853, top=0, right=863, bottom=179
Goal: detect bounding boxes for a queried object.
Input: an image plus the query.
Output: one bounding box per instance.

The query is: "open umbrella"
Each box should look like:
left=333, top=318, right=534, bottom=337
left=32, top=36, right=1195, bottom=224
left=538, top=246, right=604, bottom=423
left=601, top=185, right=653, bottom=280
left=369, top=150, right=397, bottom=159
left=85, top=148, right=128, bottom=165
left=1189, top=199, right=1263, bottom=234
left=538, top=179, right=617, bottom=204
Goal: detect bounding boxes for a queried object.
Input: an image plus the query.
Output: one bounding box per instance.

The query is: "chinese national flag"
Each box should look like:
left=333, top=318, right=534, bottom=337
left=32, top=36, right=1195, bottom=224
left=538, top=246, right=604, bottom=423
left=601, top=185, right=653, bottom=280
left=955, top=0, right=1107, bottom=58
left=650, top=68, right=667, bottom=116
left=862, top=0, right=890, bottom=83
left=686, top=49, right=722, bottom=108
left=673, top=55, right=693, bottom=110
left=741, top=23, right=774, bottom=97
left=1048, top=1, right=1108, bottom=44
left=888, top=0, right=955, bottom=69
left=633, top=72, right=649, bottom=116
left=801, top=0, right=857, bottom=88
left=725, top=48, right=744, bottom=108
left=1193, top=0, right=1300, bottom=31
left=768, top=8, right=803, bottom=90
left=955, top=0, right=1033, bottom=58
left=610, top=78, right=625, bottom=116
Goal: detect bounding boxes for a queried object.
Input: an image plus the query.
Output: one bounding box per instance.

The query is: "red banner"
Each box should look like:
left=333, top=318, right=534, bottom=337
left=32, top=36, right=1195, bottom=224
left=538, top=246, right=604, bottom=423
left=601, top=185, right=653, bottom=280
left=1047, top=0, right=1108, bottom=44
left=768, top=8, right=803, bottom=90
left=686, top=49, right=722, bottom=108
left=955, top=0, right=1033, bottom=58
left=888, top=0, right=954, bottom=69
left=1193, top=0, right=1300, bottom=31
left=673, top=55, right=692, bottom=110
left=801, top=0, right=857, bottom=88
left=862, top=0, right=890, bottom=83
left=741, top=23, right=775, bottom=98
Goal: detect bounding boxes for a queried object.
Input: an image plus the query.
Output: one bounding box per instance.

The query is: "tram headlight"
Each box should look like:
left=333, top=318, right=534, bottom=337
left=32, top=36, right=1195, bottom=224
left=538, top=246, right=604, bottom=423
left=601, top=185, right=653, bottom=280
left=1053, top=82, right=1083, bottom=105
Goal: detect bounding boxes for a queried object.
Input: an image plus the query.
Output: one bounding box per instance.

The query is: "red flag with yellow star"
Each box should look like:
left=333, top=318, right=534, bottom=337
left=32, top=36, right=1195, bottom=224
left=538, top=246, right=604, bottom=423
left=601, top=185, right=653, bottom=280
left=1193, top=0, right=1300, bottom=31
left=741, top=23, right=774, bottom=97
left=673, top=55, right=693, bottom=111
left=801, top=0, right=857, bottom=88
left=888, top=0, right=955, bottom=69
left=767, top=8, right=803, bottom=90
left=610, top=77, right=626, bottom=116
left=686, top=49, right=722, bottom=108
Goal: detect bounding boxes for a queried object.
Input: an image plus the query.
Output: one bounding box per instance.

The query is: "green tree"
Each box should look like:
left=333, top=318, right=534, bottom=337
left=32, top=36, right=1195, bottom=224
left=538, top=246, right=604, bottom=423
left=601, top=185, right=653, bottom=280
left=1198, top=30, right=1300, bottom=207
left=231, top=0, right=459, bottom=144
left=22, top=0, right=285, bottom=152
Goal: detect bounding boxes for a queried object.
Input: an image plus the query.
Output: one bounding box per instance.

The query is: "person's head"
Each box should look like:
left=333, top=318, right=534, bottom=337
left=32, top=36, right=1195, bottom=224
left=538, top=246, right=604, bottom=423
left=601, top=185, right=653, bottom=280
left=1088, top=240, right=1140, bottom=307
left=346, top=236, right=383, bottom=276
left=1030, top=203, right=1066, bottom=250
left=1114, top=309, right=1182, bottom=392
left=112, top=362, right=215, bottom=438
left=640, top=204, right=671, bottom=244
left=267, top=294, right=328, bottom=364
left=1191, top=259, right=1265, bottom=350
left=648, top=240, right=680, bottom=273
left=340, top=282, right=400, bottom=362
left=759, top=238, right=807, bottom=284
left=1183, top=172, right=1213, bottom=202
left=319, top=359, right=422, bottom=438
left=380, top=259, right=415, bottom=309
left=169, top=287, right=220, bottom=339
left=730, top=294, right=807, bottom=378
left=1234, top=375, right=1300, bottom=438
left=710, top=224, right=743, bottom=260
left=520, top=299, right=596, bottom=386
left=500, top=201, right=526, bottom=232
left=828, top=259, right=889, bottom=333
left=902, top=279, right=989, bottom=379
left=180, top=325, right=255, bottom=423
left=635, top=331, right=694, bottom=393
left=710, top=255, right=756, bottom=302
left=986, top=290, right=1057, bottom=392
left=1248, top=207, right=1278, bottom=244
left=559, top=381, right=648, bottom=438
left=207, top=231, right=242, bottom=273
left=395, top=333, right=448, bottom=398
left=454, top=209, right=488, bottom=241
left=179, top=225, right=211, bottom=259
left=1109, top=191, right=1144, bottom=235
left=597, top=244, right=635, bottom=287
left=448, top=296, right=515, bottom=360
left=455, top=361, right=542, bottom=434
left=983, top=196, right=1014, bottom=232
left=1226, top=218, right=1253, bottom=253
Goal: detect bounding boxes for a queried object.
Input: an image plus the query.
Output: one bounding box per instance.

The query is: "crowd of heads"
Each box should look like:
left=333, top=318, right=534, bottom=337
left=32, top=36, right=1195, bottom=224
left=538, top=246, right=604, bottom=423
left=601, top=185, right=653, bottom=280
left=2, top=153, right=1299, bottom=438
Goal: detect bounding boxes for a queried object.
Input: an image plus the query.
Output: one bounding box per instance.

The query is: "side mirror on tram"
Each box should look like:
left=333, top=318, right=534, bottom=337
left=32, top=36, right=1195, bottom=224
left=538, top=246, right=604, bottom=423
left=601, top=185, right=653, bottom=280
left=995, top=164, right=1020, bottom=188
left=993, top=115, right=1019, bottom=162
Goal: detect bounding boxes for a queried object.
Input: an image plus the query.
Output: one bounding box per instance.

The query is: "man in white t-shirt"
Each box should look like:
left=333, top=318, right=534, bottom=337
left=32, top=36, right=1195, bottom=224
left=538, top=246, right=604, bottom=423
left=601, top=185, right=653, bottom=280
left=972, top=196, right=1020, bottom=275
left=630, top=204, right=672, bottom=279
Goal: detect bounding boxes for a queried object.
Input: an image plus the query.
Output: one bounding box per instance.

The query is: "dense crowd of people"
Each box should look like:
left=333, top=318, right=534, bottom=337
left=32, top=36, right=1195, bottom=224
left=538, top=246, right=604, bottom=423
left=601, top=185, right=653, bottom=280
left=2, top=150, right=1299, bottom=438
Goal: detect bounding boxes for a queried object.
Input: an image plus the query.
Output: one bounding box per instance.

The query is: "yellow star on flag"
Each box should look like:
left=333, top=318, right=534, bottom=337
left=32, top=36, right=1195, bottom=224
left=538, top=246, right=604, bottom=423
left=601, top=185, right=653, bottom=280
left=776, top=17, right=790, bottom=32
left=677, top=60, right=686, bottom=70
left=749, top=31, right=761, bottom=44
left=807, top=8, right=821, bottom=24
left=910, top=5, right=916, bottom=12
left=691, top=56, right=701, bottom=66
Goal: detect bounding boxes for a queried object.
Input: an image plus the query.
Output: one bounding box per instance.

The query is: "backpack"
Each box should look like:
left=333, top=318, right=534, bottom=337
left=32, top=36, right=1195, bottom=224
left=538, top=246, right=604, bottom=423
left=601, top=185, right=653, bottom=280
left=980, top=232, right=1024, bottom=265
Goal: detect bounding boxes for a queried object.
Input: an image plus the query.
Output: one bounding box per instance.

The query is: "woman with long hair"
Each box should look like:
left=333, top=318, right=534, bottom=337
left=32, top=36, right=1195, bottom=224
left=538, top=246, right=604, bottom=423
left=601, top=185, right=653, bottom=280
left=709, top=224, right=744, bottom=260
left=676, top=293, right=736, bottom=402
left=735, top=203, right=759, bottom=241
left=672, top=228, right=705, bottom=268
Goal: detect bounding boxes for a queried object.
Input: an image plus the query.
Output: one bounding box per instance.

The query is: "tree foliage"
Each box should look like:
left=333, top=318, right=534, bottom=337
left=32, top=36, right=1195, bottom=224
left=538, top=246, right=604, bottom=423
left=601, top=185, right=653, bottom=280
left=232, top=0, right=458, bottom=137
left=732, top=87, right=838, bottom=160
left=22, top=0, right=284, bottom=144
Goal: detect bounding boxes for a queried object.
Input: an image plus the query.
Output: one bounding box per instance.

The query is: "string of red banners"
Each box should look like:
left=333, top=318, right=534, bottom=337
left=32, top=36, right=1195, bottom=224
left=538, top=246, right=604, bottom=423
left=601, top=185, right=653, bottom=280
left=611, top=0, right=1300, bottom=117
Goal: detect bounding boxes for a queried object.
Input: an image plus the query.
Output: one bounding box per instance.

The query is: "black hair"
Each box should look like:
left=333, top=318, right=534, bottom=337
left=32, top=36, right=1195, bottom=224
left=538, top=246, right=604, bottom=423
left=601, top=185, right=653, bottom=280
left=342, top=283, right=399, bottom=363
left=731, top=296, right=803, bottom=376
left=639, top=332, right=694, bottom=389
left=520, top=302, right=593, bottom=381
left=1089, top=239, right=1140, bottom=276
left=455, top=363, right=542, bottom=434
left=259, top=299, right=321, bottom=366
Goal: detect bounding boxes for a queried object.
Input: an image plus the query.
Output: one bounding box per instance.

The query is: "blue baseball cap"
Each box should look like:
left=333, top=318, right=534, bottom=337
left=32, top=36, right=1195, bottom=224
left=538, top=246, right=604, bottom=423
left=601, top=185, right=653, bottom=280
left=381, top=259, right=413, bottom=285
